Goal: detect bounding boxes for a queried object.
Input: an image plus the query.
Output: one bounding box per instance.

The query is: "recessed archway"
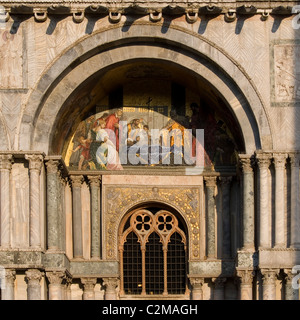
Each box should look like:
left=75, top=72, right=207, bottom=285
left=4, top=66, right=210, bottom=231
left=18, top=23, right=273, bottom=156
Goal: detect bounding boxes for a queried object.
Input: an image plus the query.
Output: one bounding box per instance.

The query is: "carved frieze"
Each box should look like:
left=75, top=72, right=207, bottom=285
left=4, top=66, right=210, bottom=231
left=103, top=185, right=201, bottom=261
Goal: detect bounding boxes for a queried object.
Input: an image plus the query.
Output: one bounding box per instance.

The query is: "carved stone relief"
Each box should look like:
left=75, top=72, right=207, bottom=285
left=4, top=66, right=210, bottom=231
left=103, top=185, right=202, bottom=261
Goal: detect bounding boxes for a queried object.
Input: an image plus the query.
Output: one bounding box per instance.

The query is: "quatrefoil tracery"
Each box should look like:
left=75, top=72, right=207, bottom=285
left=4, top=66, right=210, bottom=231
left=122, top=209, right=186, bottom=249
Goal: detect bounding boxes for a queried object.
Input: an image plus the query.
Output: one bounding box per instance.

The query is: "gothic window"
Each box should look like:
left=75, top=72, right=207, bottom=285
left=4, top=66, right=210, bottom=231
left=119, top=209, right=187, bottom=296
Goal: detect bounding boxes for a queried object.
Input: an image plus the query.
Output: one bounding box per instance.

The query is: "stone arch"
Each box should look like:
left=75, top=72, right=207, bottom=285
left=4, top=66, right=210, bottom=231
left=18, top=23, right=273, bottom=155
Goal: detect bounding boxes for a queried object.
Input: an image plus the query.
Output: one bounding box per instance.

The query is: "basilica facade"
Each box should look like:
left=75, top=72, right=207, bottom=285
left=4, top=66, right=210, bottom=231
left=0, top=0, right=299, bottom=300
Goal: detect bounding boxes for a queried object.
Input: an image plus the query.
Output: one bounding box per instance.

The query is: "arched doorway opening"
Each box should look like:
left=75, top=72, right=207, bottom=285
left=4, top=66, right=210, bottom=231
left=118, top=206, right=189, bottom=298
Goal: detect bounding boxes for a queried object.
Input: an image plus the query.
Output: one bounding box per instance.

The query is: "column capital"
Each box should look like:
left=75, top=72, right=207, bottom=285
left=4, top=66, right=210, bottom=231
left=25, top=269, right=44, bottom=285
left=81, top=277, right=97, bottom=290
left=103, top=277, right=119, bottom=290
left=25, top=154, right=44, bottom=172
left=239, top=155, right=254, bottom=173
left=45, top=159, right=60, bottom=174
left=69, top=175, right=84, bottom=188
left=290, top=152, right=300, bottom=168
left=46, top=271, right=65, bottom=285
left=255, top=153, right=271, bottom=168
left=5, top=269, right=16, bottom=283
left=0, top=154, right=13, bottom=170
left=236, top=269, right=255, bottom=285
left=260, top=269, right=279, bottom=284
left=204, top=176, right=217, bottom=187
left=189, top=277, right=204, bottom=289
left=87, top=175, right=101, bottom=188
left=273, top=153, right=287, bottom=168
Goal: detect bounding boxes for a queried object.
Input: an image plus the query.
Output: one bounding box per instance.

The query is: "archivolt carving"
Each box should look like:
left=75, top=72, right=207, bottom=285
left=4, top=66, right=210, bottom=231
left=103, top=186, right=201, bottom=261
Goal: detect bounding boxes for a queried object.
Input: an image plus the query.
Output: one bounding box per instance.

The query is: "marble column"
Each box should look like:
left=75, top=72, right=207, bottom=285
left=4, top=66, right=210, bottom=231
left=237, top=269, right=254, bottom=300
left=46, top=271, right=65, bottom=300
left=204, top=176, right=217, bottom=258
left=25, top=269, right=43, bottom=300
left=0, top=154, right=13, bottom=248
left=103, top=277, right=119, bottom=300
left=45, top=160, right=60, bottom=251
left=256, top=153, right=271, bottom=249
left=1, top=269, right=16, bottom=300
left=81, top=278, right=97, bottom=300
left=87, top=176, right=101, bottom=260
left=284, top=269, right=299, bottom=300
left=220, top=177, right=232, bottom=258
left=26, top=154, right=44, bottom=248
left=189, top=277, right=204, bottom=300
left=273, top=153, right=287, bottom=248
left=290, top=153, right=300, bottom=248
left=70, top=175, right=84, bottom=259
left=239, top=155, right=255, bottom=250
left=261, top=269, right=277, bottom=300
left=213, top=277, right=226, bottom=300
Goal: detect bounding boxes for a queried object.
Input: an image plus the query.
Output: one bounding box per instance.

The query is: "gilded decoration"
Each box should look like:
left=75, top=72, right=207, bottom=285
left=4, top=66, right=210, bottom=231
left=103, top=185, right=201, bottom=261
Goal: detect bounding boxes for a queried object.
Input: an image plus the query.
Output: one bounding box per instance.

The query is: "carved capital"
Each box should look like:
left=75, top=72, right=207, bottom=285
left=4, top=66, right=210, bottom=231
left=46, top=271, right=65, bottom=285
left=102, top=277, right=119, bottom=292
left=189, top=277, right=204, bottom=289
left=87, top=175, right=101, bottom=188
left=256, top=153, right=271, bottom=169
left=237, top=269, right=255, bottom=285
left=239, top=155, right=253, bottom=173
left=25, top=269, right=43, bottom=285
left=5, top=269, right=16, bottom=284
left=204, top=176, right=217, bottom=187
left=284, top=268, right=300, bottom=283
left=261, top=269, right=279, bottom=285
left=273, top=153, right=287, bottom=169
left=0, top=154, right=13, bottom=170
left=81, top=277, right=97, bottom=291
left=25, top=154, right=44, bottom=172
left=45, top=160, right=60, bottom=174
left=69, top=175, right=84, bottom=188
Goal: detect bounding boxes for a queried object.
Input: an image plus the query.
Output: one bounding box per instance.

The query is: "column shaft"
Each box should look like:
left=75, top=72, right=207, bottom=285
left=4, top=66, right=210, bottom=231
left=221, top=177, right=232, bottom=258
left=103, top=278, right=118, bottom=300
left=81, top=278, right=97, bottom=300
left=290, top=153, right=300, bottom=247
left=1, top=269, right=16, bottom=300
left=261, top=269, right=277, bottom=300
left=46, top=160, right=60, bottom=250
left=239, top=155, right=254, bottom=249
left=213, top=278, right=226, bottom=300
left=205, top=176, right=217, bottom=258
left=189, top=277, right=204, bottom=300
left=70, top=175, right=84, bottom=259
left=237, top=270, right=254, bottom=300
left=26, top=155, right=43, bottom=248
left=273, top=154, right=287, bottom=247
left=0, top=155, right=13, bottom=248
left=284, top=269, right=299, bottom=300
left=88, top=176, right=101, bottom=259
left=25, top=269, right=43, bottom=300
left=46, top=271, right=65, bottom=300
left=256, top=154, right=271, bottom=248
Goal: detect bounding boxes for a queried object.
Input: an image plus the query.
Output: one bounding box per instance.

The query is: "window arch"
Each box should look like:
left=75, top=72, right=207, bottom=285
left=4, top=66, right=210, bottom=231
left=119, top=209, right=188, bottom=296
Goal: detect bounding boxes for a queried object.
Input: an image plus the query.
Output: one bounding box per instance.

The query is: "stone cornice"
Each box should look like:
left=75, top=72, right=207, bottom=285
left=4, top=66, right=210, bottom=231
left=0, top=2, right=298, bottom=24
